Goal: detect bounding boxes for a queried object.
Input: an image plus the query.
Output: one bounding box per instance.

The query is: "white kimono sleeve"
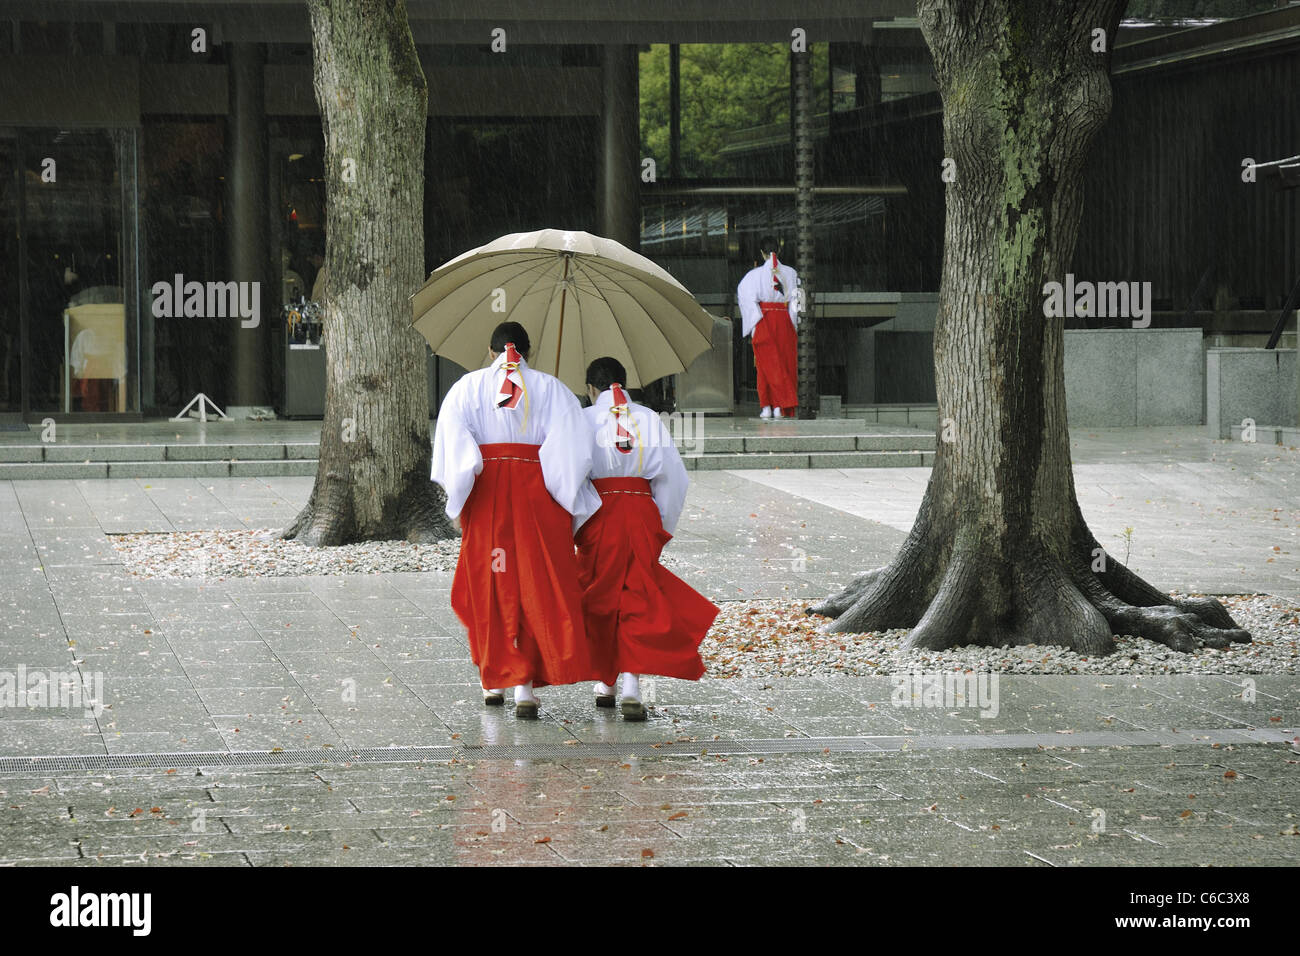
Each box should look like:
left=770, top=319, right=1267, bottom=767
left=787, top=269, right=801, bottom=327
left=648, top=414, right=690, bottom=536
left=737, top=269, right=762, bottom=338
left=430, top=380, right=482, bottom=520
left=539, top=385, right=602, bottom=533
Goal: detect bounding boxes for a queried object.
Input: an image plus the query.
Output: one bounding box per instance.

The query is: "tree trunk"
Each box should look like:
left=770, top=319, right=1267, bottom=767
left=809, top=0, right=1250, bottom=653
left=283, top=0, right=455, bottom=546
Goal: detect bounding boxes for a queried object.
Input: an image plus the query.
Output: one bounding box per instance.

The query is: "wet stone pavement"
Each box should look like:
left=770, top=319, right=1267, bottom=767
left=2, top=733, right=1298, bottom=866
left=3, top=663, right=1297, bottom=865
left=1, top=428, right=1299, bottom=866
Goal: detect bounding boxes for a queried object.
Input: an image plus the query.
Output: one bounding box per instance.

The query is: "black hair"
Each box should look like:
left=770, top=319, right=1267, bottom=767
left=758, top=235, right=778, bottom=258
left=491, top=321, right=530, bottom=358
left=585, top=356, right=627, bottom=393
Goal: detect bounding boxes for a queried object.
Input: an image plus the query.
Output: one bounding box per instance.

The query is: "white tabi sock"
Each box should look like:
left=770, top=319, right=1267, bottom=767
left=760, top=406, right=773, bottom=419
left=773, top=407, right=784, bottom=418
left=621, top=673, right=641, bottom=702
left=514, top=682, right=538, bottom=705
left=594, top=681, right=616, bottom=697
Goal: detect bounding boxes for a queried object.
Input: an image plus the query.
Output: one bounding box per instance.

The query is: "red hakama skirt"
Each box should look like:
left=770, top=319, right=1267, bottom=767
left=752, top=301, right=799, bottom=413
left=575, top=477, right=718, bottom=681
left=451, top=442, right=600, bottom=689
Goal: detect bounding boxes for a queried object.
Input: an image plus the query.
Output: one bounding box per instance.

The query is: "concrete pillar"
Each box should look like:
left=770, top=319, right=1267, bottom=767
left=600, top=44, right=640, bottom=250
left=225, top=42, right=270, bottom=407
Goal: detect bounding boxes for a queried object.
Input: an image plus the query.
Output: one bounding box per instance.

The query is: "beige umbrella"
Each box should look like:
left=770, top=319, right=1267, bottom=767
left=410, top=229, right=715, bottom=391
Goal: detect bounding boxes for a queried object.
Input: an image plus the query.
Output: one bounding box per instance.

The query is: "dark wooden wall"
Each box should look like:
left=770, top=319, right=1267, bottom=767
left=1074, top=47, right=1300, bottom=313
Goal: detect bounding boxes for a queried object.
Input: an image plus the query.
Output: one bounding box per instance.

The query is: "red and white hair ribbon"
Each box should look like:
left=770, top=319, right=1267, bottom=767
left=771, top=252, right=781, bottom=295
left=610, top=383, right=635, bottom=453
left=495, top=342, right=529, bottom=429
left=608, top=383, right=644, bottom=474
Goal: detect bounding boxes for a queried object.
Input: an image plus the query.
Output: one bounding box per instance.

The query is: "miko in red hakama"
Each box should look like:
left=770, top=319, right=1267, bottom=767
left=577, top=382, right=722, bottom=681
left=752, top=300, right=798, bottom=415
left=451, top=442, right=605, bottom=689
left=576, top=476, right=718, bottom=681
left=435, top=342, right=607, bottom=695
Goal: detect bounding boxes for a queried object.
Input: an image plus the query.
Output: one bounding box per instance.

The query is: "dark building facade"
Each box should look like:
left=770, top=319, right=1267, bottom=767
left=0, top=0, right=1295, bottom=422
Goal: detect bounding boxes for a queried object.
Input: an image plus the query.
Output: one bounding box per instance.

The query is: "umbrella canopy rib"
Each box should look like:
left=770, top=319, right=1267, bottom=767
left=574, top=258, right=667, bottom=366
left=411, top=229, right=717, bottom=394
left=582, top=256, right=712, bottom=355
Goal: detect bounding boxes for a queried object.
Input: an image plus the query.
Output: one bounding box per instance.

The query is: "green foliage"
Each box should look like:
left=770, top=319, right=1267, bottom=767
left=640, top=45, right=671, bottom=170
left=640, top=43, right=793, bottom=177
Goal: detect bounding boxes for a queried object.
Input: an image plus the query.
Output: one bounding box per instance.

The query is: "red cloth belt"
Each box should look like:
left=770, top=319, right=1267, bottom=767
left=592, top=476, right=653, bottom=497
left=478, top=442, right=540, bottom=463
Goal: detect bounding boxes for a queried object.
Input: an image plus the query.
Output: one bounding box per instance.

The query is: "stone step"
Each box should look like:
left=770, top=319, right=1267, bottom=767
left=842, top=404, right=938, bottom=428
left=1227, top=424, right=1300, bottom=446
left=0, top=442, right=321, bottom=464
left=0, top=433, right=937, bottom=478
left=0, top=447, right=936, bottom=479
left=685, top=450, right=935, bottom=470
left=1, top=433, right=933, bottom=467
left=681, top=433, right=934, bottom=453
left=0, top=459, right=321, bottom=480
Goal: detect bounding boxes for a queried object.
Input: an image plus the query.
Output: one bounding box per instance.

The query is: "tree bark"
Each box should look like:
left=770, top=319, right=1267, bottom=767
left=808, top=0, right=1250, bottom=653
left=284, top=0, right=455, bottom=546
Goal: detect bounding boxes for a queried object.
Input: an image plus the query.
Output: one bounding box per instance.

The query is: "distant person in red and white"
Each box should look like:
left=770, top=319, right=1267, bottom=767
left=737, top=235, right=800, bottom=419
left=431, top=321, right=604, bottom=718
left=576, top=357, right=719, bottom=721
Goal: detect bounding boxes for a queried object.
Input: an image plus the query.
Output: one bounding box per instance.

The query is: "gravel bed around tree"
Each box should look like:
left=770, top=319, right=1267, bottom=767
left=110, top=529, right=462, bottom=578
left=701, top=595, right=1299, bottom=677
left=109, top=530, right=1298, bottom=676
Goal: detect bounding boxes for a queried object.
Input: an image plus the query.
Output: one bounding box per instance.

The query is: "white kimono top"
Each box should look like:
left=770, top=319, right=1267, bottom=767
left=584, top=387, right=690, bottom=536
left=737, top=257, right=800, bottom=338
left=431, top=352, right=602, bottom=532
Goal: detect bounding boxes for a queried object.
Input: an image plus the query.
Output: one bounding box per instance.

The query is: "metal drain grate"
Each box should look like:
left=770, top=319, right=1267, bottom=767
left=461, top=742, right=743, bottom=760
left=0, top=746, right=456, bottom=774
left=0, top=729, right=1293, bottom=776
left=0, top=752, right=224, bottom=773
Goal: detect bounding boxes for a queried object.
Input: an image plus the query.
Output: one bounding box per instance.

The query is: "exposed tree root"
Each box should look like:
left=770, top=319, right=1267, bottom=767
left=281, top=473, right=456, bottom=547
left=809, top=527, right=1252, bottom=655
left=902, top=544, right=983, bottom=651
left=1013, top=554, right=1113, bottom=656
left=807, top=567, right=885, bottom=619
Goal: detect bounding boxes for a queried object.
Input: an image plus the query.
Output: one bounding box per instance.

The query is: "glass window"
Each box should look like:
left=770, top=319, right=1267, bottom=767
left=877, top=44, right=936, bottom=103
left=140, top=120, right=227, bottom=413
left=270, top=120, right=326, bottom=309
left=640, top=201, right=731, bottom=257
left=425, top=117, right=598, bottom=268
left=23, top=128, right=134, bottom=414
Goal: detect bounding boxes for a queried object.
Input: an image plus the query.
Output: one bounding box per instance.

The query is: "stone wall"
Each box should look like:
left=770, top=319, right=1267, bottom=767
left=1064, top=328, right=1204, bottom=427
left=1206, top=347, right=1298, bottom=439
